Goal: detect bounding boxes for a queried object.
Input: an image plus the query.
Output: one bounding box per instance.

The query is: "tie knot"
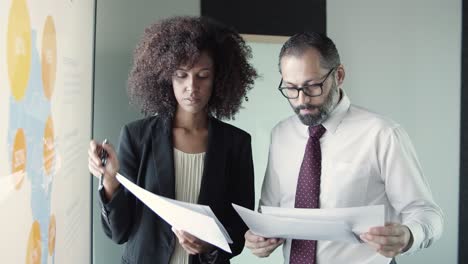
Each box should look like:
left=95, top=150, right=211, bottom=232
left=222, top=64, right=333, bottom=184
left=308, top=124, right=326, bottom=139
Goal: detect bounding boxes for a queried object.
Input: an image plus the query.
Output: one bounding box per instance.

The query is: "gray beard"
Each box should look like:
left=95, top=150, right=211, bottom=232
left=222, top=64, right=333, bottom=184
left=292, top=82, right=340, bottom=126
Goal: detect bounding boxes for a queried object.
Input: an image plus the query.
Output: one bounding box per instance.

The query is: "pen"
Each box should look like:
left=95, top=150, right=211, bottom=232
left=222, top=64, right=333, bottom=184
left=99, top=139, right=108, bottom=187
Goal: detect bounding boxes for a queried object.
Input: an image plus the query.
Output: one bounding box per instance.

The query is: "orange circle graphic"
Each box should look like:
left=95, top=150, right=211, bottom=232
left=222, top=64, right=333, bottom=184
left=48, top=214, right=56, bottom=256
left=43, top=116, right=55, bottom=176
left=25, top=220, right=41, bottom=264
left=12, top=128, right=26, bottom=190
left=41, top=16, right=57, bottom=100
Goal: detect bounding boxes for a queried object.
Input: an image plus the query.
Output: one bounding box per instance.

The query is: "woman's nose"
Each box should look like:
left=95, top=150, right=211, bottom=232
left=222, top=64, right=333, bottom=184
left=185, top=76, right=198, bottom=92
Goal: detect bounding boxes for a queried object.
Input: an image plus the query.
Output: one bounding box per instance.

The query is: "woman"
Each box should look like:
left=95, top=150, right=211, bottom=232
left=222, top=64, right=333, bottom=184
left=88, top=16, right=257, bottom=264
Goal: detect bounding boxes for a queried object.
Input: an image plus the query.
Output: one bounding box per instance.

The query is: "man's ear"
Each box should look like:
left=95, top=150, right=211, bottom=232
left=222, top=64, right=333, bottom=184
left=335, top=64, right=345, bottom=88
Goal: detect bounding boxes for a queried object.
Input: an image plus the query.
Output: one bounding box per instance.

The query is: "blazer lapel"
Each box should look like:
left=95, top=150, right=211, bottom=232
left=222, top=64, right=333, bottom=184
left=198, top=117, right=224, bottom=205
left=151, top=117, right=175, bottom=199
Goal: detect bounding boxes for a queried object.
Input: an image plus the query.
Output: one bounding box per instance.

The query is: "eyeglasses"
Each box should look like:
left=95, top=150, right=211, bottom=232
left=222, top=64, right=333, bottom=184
left=278, top=68, right=336, bottom=99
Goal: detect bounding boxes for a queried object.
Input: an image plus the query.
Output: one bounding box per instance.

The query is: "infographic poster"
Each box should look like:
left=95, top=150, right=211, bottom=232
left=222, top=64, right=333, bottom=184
left=0, top=0, right=95, bottom=263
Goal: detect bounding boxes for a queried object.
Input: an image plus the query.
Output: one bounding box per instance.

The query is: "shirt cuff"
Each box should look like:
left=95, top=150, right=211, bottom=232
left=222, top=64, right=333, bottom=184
left=401, top=221, right=424, bottom=255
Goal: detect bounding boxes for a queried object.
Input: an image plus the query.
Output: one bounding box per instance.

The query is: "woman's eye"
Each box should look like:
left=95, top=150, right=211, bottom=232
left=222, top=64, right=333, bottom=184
left=198, top=72, right=211, bottom=78
left=175, top=72, right=186, bottom=78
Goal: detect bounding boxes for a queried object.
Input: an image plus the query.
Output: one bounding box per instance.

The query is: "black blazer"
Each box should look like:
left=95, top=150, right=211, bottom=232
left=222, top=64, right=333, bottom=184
left=99, top=115, right=255, bottom=264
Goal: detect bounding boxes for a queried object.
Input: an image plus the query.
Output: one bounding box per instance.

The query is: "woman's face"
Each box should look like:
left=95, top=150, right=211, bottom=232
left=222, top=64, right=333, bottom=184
left=172, top=51, right=214, bottom=115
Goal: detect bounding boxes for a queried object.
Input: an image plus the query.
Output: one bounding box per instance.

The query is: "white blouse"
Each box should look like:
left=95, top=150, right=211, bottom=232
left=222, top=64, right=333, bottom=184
left=169, top=148, right=205, bottom=264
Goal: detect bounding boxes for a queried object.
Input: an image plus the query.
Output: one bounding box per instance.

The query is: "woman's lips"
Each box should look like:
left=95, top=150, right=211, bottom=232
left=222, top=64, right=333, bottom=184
left=184, top=97, right=200, bottom=104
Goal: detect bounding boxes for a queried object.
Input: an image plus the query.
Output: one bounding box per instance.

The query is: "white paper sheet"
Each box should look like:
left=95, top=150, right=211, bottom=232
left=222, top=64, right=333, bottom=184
left=232, top=204, right=358, bottom=243
left=159, top=196, right=233, bottom=243
left=116, top=173, right=232, bottom=253
left=261, top=204, right=385, bottom=235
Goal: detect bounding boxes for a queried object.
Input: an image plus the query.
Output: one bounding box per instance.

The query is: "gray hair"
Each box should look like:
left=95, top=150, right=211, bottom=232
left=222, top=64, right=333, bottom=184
left=279, top=32, right=341, bottom=71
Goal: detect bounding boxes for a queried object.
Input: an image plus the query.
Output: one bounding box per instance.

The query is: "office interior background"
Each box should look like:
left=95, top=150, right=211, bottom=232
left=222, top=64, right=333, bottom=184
left=0, top=0, right=465, bottom=263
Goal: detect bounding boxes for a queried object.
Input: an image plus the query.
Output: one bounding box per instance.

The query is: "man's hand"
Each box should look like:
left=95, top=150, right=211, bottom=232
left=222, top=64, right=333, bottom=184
left=360, top=223, right=413, bottom=258
left=245, top=230, right=284, bottom=258
left=172, top=228, right=214, bottom=255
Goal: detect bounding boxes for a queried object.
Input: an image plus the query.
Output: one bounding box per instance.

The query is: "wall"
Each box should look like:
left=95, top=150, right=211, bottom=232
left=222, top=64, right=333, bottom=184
left=327, top=1, right=460, bottom=263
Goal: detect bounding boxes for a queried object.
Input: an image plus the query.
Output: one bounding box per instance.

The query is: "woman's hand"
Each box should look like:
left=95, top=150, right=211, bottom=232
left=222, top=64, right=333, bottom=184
left=88, top=140, right=120, bottom=196
left=172, top=227, right=215, bottom=255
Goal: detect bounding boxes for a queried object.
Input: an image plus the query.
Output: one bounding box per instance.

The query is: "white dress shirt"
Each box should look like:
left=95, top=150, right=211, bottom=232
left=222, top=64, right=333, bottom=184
left=259, top=91, right=444, bottom=264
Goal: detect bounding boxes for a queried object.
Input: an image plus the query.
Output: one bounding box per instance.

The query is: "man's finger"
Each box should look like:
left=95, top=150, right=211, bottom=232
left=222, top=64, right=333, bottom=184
left=369, top=225, right=404, bottom=237
left=246, top=238, right=278, bottom=249
left=251, top=240, right=282, bottom=257
left=245, top=230, right=265, bottom=242
left=379, top=244, right=403, bottom=252
left=360, top=234, right=382, bottom=250
left=367, top=234, right=402, bottom=246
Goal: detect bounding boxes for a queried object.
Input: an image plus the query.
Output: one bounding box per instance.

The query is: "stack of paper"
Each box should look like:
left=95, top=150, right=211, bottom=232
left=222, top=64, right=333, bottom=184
left=232, top=203, right=384, bottom=243
left=116, top=173, right=232, bottom=253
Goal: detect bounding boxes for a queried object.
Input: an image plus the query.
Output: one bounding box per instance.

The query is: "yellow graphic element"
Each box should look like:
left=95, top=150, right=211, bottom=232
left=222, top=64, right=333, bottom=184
left=7, top=0, right=32, bottom=101
left=43, top=116, right=55, bottom=176
left=41, top=16, right=57, bottom=100
left=26, top=221, right=41, bottom=264
left=48, top=214, right=56, bottom=256
left=12, top=128, right=26, bottom=190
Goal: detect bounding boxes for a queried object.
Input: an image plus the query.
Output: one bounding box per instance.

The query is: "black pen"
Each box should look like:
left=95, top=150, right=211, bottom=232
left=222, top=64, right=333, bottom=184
left=99, top=139, right=108, bottom=188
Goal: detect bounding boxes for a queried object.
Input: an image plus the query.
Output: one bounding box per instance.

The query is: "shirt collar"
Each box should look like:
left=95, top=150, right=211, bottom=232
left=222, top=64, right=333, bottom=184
left=322, top=89, right=350, bottom=134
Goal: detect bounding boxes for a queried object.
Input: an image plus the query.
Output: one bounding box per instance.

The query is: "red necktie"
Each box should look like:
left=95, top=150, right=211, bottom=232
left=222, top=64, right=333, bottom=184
left=290, top=125, right=326, bottom=264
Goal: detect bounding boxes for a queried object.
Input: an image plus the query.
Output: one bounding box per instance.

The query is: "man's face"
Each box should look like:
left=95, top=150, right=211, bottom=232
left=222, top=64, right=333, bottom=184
left=279, top=48, right=341, bottom=126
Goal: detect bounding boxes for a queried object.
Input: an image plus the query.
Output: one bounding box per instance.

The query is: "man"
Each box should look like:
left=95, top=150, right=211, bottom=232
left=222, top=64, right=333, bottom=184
left=245, top=32, right=443, bottom=264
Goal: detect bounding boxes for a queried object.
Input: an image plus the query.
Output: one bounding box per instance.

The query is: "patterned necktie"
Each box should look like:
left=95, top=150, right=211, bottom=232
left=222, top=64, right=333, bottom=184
left=290, top=124, right=326, bottom=264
